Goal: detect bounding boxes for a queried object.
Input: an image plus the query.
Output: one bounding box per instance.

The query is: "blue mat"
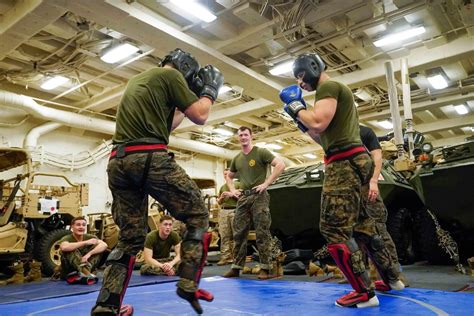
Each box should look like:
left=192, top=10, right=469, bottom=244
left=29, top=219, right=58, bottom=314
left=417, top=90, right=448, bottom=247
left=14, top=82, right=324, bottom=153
left=0, top=277, right=472, bottom=315
left=0, top=273, right=178, bottom=305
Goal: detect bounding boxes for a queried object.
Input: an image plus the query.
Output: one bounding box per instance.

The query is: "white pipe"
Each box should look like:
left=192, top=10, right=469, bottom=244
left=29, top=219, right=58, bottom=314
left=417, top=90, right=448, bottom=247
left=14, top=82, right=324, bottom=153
left=24, top=122, right=62, bottom=149
left=384, top=61, right=404, bottom=158
left=401, top=58, right=415, bottom=159
left=0, top=90, right=237, bottom=159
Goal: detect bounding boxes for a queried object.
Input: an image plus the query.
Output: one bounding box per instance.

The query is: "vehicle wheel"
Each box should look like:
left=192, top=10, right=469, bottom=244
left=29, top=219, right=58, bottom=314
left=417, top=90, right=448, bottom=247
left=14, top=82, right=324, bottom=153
left=387, top=208, right=416, bottom=265
left=416, top=209, right=452, bottom=264
left=35, top=229, right=70, bottom=276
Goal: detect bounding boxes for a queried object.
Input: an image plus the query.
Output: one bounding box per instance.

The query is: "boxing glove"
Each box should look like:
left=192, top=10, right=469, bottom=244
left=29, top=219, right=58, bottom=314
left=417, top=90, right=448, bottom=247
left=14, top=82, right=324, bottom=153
left=280, top=85, right=308, bottom=132
left=192, top=65, right=224, bottom=102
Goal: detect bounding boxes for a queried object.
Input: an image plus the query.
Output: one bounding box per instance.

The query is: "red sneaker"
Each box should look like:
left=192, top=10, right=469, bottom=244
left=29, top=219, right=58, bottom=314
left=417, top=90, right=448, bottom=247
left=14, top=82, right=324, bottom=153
left=335, top=291, right=379, bottom=308
left=375, top=279, right=405, bottom=292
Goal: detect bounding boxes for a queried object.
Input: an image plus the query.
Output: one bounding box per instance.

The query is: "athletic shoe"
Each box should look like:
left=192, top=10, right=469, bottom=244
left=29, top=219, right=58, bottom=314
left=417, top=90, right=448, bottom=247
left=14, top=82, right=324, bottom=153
left=335, top=290, right=379, bottom=308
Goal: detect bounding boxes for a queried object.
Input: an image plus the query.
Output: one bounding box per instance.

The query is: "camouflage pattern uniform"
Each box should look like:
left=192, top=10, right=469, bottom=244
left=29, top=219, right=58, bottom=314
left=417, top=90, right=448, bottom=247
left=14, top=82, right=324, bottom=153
left=217, top=181, right=240, bottom=262
left=232, top=192, right=272, bottom=270
left=140, top=257, right=179, bottom=275
left=93, top=66, right=209, bottom=314
left=59, top=234, right=103, bottom=279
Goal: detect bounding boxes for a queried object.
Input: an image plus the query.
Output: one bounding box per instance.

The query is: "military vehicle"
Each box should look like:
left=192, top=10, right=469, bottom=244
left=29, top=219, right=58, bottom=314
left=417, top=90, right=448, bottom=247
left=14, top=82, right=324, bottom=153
left=268, top=160, right=425, bottom=264
left=418, top=139, right=474, bottom=264
left=0, top=147, right=88, bottom=276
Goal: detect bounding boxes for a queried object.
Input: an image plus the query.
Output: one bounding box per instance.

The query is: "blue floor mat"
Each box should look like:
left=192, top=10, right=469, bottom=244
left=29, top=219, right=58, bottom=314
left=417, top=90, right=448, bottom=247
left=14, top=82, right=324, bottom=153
left=0, top=277, right=472, bottom=315
left=0, top=273, right=178, bottom=305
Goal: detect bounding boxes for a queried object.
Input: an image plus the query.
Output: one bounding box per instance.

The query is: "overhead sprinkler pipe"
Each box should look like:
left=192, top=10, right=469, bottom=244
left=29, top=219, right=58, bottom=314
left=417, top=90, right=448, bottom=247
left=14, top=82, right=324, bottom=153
left=384, top=61, right=405, bottom=160
left=401, top=58, right=415, bottom=159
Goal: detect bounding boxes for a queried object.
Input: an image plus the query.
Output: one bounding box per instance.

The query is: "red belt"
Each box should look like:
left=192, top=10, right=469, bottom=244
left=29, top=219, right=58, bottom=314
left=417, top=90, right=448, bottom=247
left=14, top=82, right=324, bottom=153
left=110, top=144, right=167, bottom=158
left=324, top=146, right=366, bottom=165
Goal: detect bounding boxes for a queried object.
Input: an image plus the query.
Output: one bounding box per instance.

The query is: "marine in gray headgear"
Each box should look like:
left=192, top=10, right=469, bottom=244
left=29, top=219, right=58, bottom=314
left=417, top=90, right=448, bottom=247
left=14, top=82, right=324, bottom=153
left=292, top=53, right=326, bottom=90
left=161, top=48, right=199, bottom=86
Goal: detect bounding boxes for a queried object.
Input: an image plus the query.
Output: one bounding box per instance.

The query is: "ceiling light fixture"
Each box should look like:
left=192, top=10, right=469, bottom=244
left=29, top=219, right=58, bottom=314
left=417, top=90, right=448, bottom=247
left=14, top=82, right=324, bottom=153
left=303, top=153, right=317, bottom=159
left=213, top=127, right=234, bottom=137
left=100, top=43, right=139, bottom=64
left=218, top=85, right=232, bottom=94
left=454, top=104, right=468, bottom=115
left=427, top=74, right=448, bottom=90
left=269, top=60, right=294, bottom=76
left=40, top=76, right=69, bottom=90
left=170, top=0, right=216, bottom=23
left=377, top=120, right=393, bottom=130
left=373, top=26, right=426, bottom=47
left=264, top=143, right=283, bottom=150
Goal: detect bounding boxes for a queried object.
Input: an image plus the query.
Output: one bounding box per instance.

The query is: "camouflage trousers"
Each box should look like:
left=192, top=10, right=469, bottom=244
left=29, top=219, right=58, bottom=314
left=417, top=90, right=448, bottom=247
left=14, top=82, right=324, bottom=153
left=218, top=208, right=235, bottom=261
left=320, top=153, right=400, bottom=282
left=104, top=152, right=209, bottom=293
left=140, top=257, right=179, bottom=275
left=60, top=249, right=102, bottom=279
left=363, top=192, right=401, bottom=272
left=231, top=191, right=272, bottom=270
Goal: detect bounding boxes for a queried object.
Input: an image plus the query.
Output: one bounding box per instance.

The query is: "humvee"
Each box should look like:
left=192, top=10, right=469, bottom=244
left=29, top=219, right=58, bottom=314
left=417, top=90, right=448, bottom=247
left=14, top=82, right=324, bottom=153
left=0, top=147, right=88, bottom=276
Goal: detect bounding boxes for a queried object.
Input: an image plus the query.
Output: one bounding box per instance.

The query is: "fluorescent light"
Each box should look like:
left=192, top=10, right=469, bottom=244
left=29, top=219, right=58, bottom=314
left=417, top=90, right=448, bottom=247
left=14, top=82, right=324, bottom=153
left=213, top=127, right=234, bottom=137
left=256, top=142, right=283, bottom=150
left=303, top=153, right=317, bottom=159
left=454, top=104, right=468, bottom=115
left=373, top=26, right=425, bottom=47
left=100, top=43, right=139, bottom=64
left=427, top=74, right=448, bottom=90
left=41, top=76, right=69, bottom=90
left=377, top=120, right=393, bottom=129
left=354, top=101, right=359, bottom=107
left=264, top=143, right=283, bottom=150
left=170, top=0, right=216, bottom=23
left=269, top=60, right=294, bottom=76
left=218, top=85, right=232, bottom=94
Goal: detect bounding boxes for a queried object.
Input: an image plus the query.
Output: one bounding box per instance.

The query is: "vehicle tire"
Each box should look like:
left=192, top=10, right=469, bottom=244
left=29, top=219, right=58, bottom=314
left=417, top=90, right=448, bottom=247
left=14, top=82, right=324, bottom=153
left=416, top=209, right=452, bottom=264
left=35, top=229, right=70, bottom=276
left=387, top=208, right=416, bottom=265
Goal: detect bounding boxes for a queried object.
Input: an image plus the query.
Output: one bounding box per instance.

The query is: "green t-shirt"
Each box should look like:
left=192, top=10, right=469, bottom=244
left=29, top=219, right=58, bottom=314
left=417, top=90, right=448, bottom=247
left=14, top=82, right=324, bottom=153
left=59, top=233, right=97, bottom=256
left=315, top=80, right=361, bottom=152
left=113, top=67, right=198, bottom=144
left=144, top=230, right=181, bottom=259
left=219, top=181, right=241, bottom=208
left=229, top=147, right=275, bottom=190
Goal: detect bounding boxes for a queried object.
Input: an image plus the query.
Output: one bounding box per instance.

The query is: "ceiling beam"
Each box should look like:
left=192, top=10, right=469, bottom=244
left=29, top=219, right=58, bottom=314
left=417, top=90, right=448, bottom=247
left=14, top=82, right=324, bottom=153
left=359, top=91, right=474, bottom=121
left=0, top=0, right=66, bottom=60
left=239, top=116, right=272, bottom=128
left=334, top=36, right=474, bottom=87
left=431, top=135, right=471, bottom=147
left=416, top=114, right=474, bottom=134
left=53, top=0, right=284, bottom=104
left=174, top=98, right=275, bottom=132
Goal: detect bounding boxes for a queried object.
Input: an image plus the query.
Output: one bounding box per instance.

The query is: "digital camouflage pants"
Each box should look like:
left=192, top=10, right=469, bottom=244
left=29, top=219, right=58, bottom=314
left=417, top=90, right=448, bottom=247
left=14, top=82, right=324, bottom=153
left=231, top=191, right=272, bottom=270
left=218, top=208, right=235, bottom=261
left=103, top=152, right=209, bottom=295
left=320, top=153, right=400, bottom=282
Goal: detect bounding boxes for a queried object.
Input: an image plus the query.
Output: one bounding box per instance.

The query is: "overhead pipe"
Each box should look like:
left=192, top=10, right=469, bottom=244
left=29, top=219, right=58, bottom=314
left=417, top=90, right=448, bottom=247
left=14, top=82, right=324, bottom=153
left=24, top=122, right=62, bottom=149
left=0, top=90, right=237, bottom=160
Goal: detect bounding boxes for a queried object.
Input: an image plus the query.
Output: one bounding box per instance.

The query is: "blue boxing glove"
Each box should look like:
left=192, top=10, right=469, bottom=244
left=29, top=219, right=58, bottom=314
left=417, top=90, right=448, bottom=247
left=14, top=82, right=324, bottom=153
left=280, top=85, right=308, bottom=132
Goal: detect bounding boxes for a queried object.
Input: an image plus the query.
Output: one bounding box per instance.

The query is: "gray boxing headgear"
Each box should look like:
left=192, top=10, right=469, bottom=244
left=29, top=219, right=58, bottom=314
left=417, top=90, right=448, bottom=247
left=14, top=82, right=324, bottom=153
left=293, top=53, right=326, bottom=90
left=161, top=48, right=199, bottom=86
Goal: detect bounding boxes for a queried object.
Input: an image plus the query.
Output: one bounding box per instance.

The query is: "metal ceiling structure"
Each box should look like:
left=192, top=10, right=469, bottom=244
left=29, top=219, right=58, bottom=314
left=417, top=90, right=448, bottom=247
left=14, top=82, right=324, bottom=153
left=0, top=0, right=473, bottom=163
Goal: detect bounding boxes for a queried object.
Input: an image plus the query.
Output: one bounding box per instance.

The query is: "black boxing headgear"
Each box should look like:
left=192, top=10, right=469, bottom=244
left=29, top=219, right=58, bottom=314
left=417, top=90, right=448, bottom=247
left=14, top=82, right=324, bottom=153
left=293, top=53, right=326, bottom=90
left=161, top=48, right=199, bottom=86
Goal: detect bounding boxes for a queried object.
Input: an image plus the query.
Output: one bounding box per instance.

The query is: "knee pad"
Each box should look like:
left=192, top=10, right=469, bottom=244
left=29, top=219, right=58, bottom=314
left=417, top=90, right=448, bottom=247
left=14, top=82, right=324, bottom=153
left=370, top=235, right=385, bottom=252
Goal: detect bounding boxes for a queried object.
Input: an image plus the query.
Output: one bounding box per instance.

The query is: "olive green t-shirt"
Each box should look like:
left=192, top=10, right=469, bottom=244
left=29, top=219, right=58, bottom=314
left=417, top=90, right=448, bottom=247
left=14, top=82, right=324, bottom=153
left=315, top=80, right=361, bottom=152
left=59, top=233, right=97, bottom=256
left=218, top=181, right=241, bottom=208
left=144, top=230, right=181, bottom=259
left=113, top=67, right=198, bottom=144
left=229, top=147, right=275, bottom=190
